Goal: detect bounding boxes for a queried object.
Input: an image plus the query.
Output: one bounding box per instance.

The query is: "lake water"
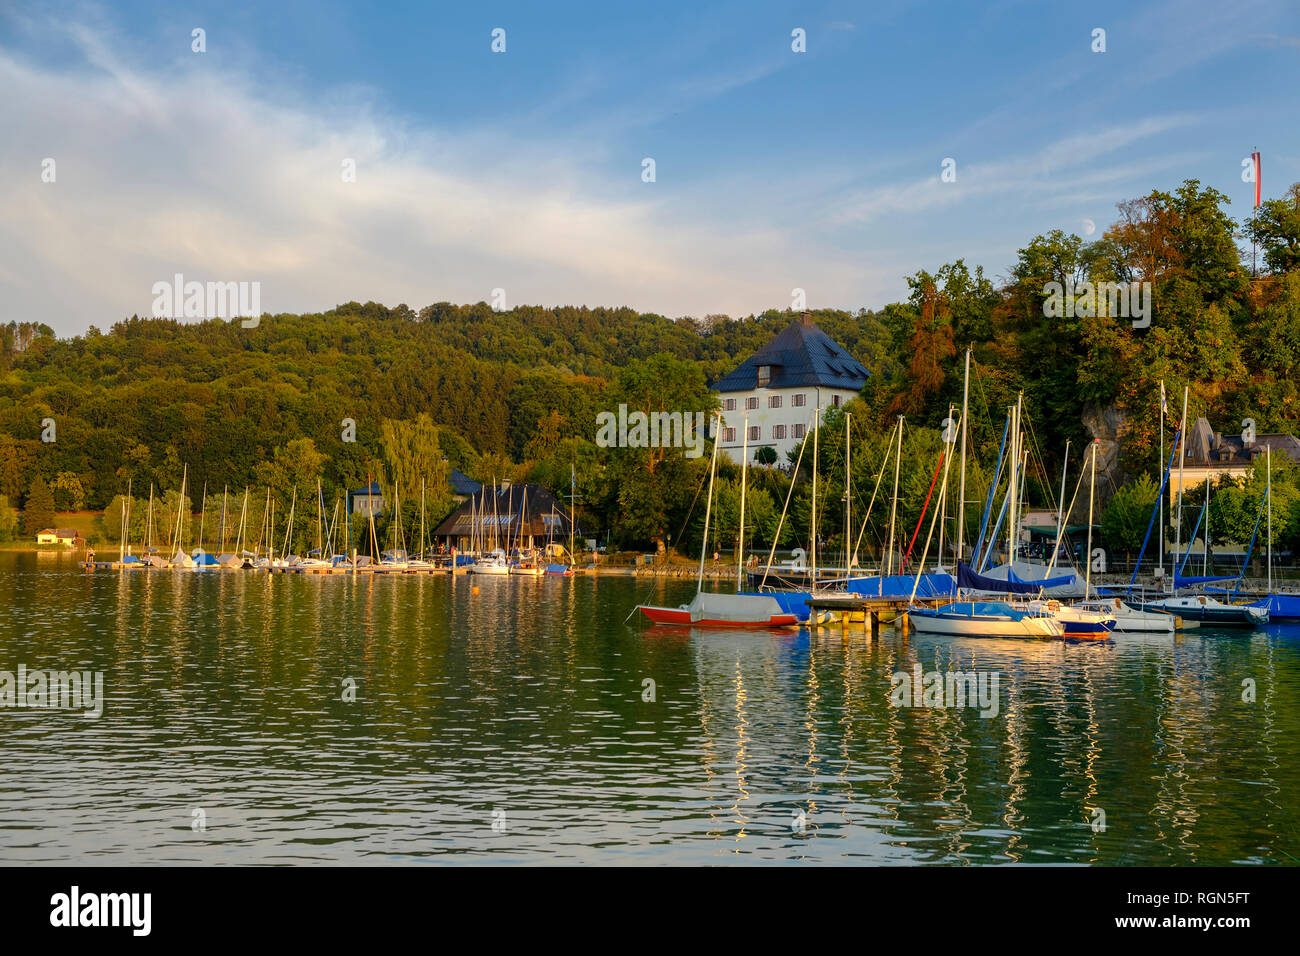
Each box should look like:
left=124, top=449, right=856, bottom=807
left=1, top=551, right=1297, bottom=865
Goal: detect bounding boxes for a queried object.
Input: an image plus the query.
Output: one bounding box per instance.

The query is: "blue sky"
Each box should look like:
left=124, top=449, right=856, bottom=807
left=3, top=0, right=1299, bottom=334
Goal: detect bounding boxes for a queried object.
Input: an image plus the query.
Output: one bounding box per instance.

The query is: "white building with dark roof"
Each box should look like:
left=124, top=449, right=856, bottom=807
left=710, top=313, right=869, bottom=465
left=1167, top=417, right=1300, bottom=502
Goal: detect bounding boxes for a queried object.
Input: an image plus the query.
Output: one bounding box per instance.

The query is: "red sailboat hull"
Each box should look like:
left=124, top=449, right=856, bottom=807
left=637, top=605, right=799, bottom=628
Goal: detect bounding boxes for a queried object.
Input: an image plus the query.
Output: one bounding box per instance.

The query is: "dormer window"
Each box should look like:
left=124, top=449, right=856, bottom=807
left=757, top=365, right=771, bottom=387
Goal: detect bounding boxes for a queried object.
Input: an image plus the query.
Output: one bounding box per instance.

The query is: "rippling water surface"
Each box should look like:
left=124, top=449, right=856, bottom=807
left=1, top=551, right=1297, bottom=865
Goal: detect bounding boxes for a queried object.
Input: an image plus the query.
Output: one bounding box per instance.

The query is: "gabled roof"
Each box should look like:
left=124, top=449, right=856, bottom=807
left=350, top=482, right=384, bottom=496
left=449, top=468, right=482, bottom=496
left=711, top=313, right=869, bottom=393
left=434, top=483, right=581, bottom=539
left=1183, top=417, right=1300, bottom=467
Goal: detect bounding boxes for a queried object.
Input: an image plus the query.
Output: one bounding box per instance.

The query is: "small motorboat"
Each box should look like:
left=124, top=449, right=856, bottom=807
left=1024, top=599, right=1115, bottom=638
left=470, top=550, right=511, bottom=575
left=1078, top=597, right=1176, bottom=633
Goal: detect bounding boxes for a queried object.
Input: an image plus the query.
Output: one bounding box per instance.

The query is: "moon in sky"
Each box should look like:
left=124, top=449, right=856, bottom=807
left=1082, top=218, right=1096, bottom=236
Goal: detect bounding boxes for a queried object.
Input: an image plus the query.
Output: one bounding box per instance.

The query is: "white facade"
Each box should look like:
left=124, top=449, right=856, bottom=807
left=716, top=386, right=859, bottom=465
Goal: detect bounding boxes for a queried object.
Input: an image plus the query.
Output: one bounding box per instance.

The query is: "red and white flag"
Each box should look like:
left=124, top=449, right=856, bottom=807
left=1253, top=151, right=1262, bottom=207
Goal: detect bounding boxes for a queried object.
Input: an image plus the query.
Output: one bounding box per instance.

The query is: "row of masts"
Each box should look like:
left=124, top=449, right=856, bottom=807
left=114, top=470, right=448, bottom=564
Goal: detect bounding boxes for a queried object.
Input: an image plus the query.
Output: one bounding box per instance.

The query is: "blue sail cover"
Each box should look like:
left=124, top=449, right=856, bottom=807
left=844, top=573, right=955, bottom=599
left=1173, top=574, right=1237, bottom=588
left=1246, top=594, right=1300, bottom=622
left=956, top=561, right=1073, bottom=594
left=748, top=591, right=814, bottom=621
left=1005, top=566, right=1078, bottom=590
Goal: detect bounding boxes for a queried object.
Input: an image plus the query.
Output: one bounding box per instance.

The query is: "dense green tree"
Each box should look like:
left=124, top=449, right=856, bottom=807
left=1248, top=182, right=1300, bottom=275
left=1101, top=472, right=1158, bottom=561
left=21, top=476, right=55, bottom=536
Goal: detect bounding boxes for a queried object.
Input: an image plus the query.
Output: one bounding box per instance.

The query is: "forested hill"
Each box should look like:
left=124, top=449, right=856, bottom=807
left=0, top=301, right=893, bottom=515
left=2, top=177, right=1300, bottom=554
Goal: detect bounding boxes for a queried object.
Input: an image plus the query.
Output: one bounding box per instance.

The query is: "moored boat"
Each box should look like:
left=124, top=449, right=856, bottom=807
left=1134, top=594, right=1268, bottom=627
left=908, top=601, right=1064, bottom=638
left=1078, top=597, right=1176, bottom=633
left=637, top=592, right=799, bottom=628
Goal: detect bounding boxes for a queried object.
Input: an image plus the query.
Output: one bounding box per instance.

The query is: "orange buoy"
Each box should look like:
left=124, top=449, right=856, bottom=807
left=472, top=586, right=480, bottom=595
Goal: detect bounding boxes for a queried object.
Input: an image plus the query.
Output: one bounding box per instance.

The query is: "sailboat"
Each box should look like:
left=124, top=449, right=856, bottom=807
left=471, top=483, right=511, bottom=574
left=375, top=481, right=410, bottom=571
left=905, top=410, right=1069, bottom=640
left=299, top=480, right=334, bottom=570
left=112, top=479, right=144, bottom=569
left=168, top=466, right=197, bottom=569
left=510, top=490, right=544, bottom=575
left=407, top=478, right=436, bottom=571
left=1131, top=388, right=1267, bottom=627
left=636, top=413, right=799, bottom=628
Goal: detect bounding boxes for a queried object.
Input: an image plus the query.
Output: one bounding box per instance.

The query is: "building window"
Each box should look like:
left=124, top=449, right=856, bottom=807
left=793, top=424, right=806, bottom=439
left=793, top=393, right=806, bottom=407
left=832, top=394, right=842, bottom=407
left=748, top=426, right=761, bottom=442
left=723, top=427, right=736, bottom=443
left=757, top=365, right=771, bottom=387
left=773, top=424, right=787, bottom=440
left=768, top=395, right=782, bottom=409
left=724, top=398, right=736, bottom=411
left=745, top=396, right=759, bottom=410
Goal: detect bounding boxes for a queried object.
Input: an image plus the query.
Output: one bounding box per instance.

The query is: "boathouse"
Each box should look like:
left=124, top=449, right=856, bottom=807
left=711, top=312, right=869, bottom=465
left=433, top=482, right=581, bottom=553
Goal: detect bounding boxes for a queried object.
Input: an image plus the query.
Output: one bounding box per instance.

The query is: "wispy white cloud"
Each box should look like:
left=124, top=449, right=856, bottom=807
left=832, top=115, right=1196, bottom=225
left=0, top=13, right=863, bottom=331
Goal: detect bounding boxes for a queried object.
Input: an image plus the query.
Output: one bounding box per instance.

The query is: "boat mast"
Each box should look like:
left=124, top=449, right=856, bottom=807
left=146, top=484, right=154, bottom=555
left=236, top=488, right=248, bottom=556
left=811, top=406, right=818, bottom=588
left=173, top=465, right=188, bottom=553
left=844, top=411, right=852, bottom=574
left=119, top=478, right=132, bottom=561
left=1057, top=441, right=1070, bottom=566
left=220, top=485, right=228, bottom=553
left=1007, top=397, right=1021, bottom=567
left=956, top=349, right=970, bottom=563
left=1204, top=477, right=1211, bottom=575
left=284, top=485, right=297, bottom=558
left=1085, top=441, right=1097, bottom=599
left=1158, top=379, right=1165, bottom=577
left=1173, top=386, right=1188, bottom=595
left=1267, top=443, right=1273, bottom=593
left=938, top=404, right=953, bottom=571
left=197, top=481, right=208, bottom=554
left=420, top=477, right=426, bottom=560
left=261, top=487, right=271, bottom=559
left=887, top=415, right=903, bottom=576
left=697, top=412, right=722, bottom=594
left=738, top=414, right=749, bottom=589
left=569, top=463, right=577, bottom=561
